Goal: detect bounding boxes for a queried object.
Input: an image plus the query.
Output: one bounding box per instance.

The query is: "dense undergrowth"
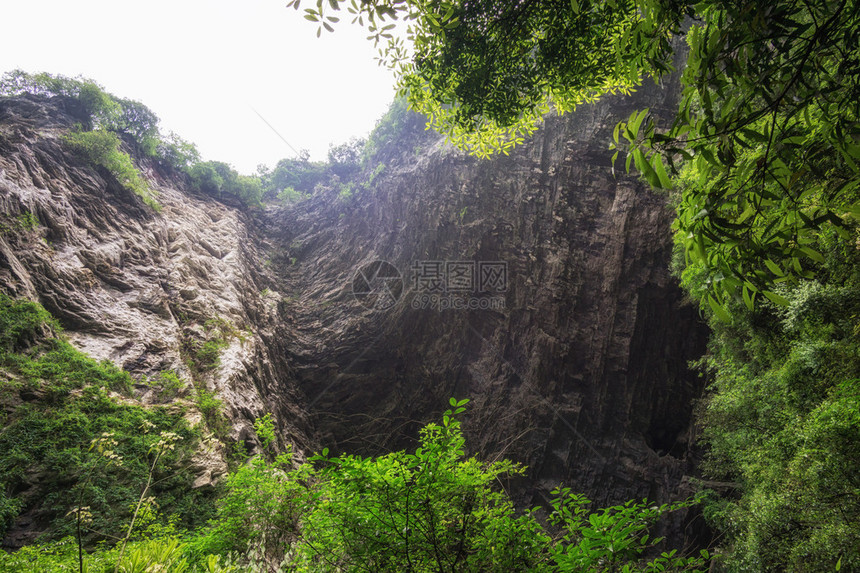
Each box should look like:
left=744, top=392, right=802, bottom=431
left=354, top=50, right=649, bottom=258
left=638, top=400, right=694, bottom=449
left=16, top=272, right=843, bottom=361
left=677, top=222, right=860, bottom=571
left=0, top=295, right=707, bottom=571
left=0, top=294, right=215, bottom=546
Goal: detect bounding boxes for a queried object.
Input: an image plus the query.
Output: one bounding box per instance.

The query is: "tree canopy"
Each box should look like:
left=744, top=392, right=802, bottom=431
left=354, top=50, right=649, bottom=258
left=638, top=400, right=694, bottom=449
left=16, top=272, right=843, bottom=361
left=290, top=0, right=859, bottom=311
left=288, top=2, right=860, bottom=569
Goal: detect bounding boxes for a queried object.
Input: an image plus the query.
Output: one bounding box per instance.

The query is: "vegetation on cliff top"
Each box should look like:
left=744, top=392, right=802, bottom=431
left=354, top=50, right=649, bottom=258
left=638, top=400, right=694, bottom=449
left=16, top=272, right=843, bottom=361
left=0, top=71, right=426, bottom=214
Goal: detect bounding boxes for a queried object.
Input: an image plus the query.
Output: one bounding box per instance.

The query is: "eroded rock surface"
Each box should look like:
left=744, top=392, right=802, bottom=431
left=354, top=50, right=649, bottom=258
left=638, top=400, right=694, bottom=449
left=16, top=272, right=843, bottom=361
left=266, top=81, right=709, bottom=535
left=1, top=86, right=709, bottom=546
left=0, top=95, right=312, bottom=474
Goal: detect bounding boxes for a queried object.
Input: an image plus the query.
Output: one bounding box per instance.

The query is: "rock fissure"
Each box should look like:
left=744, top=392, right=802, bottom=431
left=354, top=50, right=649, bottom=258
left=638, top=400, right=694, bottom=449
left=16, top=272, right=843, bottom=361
left=1, top=87, right=708, bottom=546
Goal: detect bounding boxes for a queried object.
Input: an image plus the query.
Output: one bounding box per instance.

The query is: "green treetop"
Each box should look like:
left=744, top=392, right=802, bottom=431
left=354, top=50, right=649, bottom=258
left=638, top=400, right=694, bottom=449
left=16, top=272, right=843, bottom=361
left=289, top=0, right=860, bottom=313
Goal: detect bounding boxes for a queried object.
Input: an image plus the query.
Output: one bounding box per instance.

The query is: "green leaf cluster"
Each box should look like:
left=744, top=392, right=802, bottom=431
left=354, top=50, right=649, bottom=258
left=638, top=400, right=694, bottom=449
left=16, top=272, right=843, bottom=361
left=63, top=128, right=161, bottom=210
left=191, top=398, right=706, bottom=572
left=188, top=161, right=264, bottom=208
left=614, top=0, right=859, bottom=310
left=687, top=230, right=860, bottom=571
left=361, top=96, right=431, bottom=164
left=260, top=155, right=328, bottom=203
left=288, top=0, right=678, bottom=157
left=0, top=294, right=213, bottom=544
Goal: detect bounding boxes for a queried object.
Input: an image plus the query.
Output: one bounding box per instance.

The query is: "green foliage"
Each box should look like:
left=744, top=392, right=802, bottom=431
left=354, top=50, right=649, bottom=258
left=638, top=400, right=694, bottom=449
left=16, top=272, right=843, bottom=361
left=261, top=155, right=328, bottom=201
left=183, top=317, right=241, bottom=374
left=157, top=132, right=202, bottom=172
left=63, top=128, right=160, bottom=210
left=362, top=96, right=431, bottom=163
left=108, top=97, right=161, bottom=156
left=195, top=388, right=224, bottom=432
left=614, top=0, right=860, bottom=309
left=0, top=293, right=128, bottom=394
left=327, top=137, right=365, bottom=178
left=0, top=71, right=162, bottom=148
left=289, top=0, right=676, bottom=158
left=275, top=186, right=309, bottom=204
left=689, top=232, right=860, bottom=571
left=152, top=370, right=186, bottom=402
left=188, top=161, right=263, bottom=208
left=0, top=294, right=212, bottom=543
left=0, top=292, right=57, bottom=351
left=1, top=70, right=266, bottom=211
left=195, top=339, right=227, bottom=371
left=188, top=162, right=224, bottom=196
left=15, top=211, right=39, bottom=231
left=253, top=413, right=276, bottom=452
left=0, top=535, right=197, bottom=573
left=548, top=488, right=706, bottom=572
left=193, top=398, right=703, bottom=572
left=0, top=388, right=703, bottom=572
left=295, top=398, right=548, bottom=571
left=336, top=181, right=355, bottom=202
left=191, top=450, right=309, bottom=562
left=115, top=537, right=190, bottom=573
left=0, top=70, right=118, bottom=129
left=289, top=0, right=860, bottom=311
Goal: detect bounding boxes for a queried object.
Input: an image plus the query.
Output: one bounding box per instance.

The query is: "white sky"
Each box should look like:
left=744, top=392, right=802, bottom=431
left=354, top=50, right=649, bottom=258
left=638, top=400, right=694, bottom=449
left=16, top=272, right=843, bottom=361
left=0, top=0, right=399, bottom=174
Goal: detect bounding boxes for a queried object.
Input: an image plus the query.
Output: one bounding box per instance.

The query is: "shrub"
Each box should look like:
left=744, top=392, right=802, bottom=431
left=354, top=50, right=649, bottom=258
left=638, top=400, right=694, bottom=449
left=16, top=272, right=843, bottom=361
left=156, top=131, right=201, bottom=172
left=0, top=295, right=212, bottom=542
left=195, top=339, right=227, bottom=371
left=327, top=137, right=365, bottom=178
left=154, top=370, right=186, bottom=401
left=362, top=96, right=432, bottom=164
left=276, top=186, right=308, bottom=204
left=197, top=399, right=706, bottom=572
left=188, top=161, right=262, bottom=208
left=63, top=129, right=160, bottom=210
left=686, top=227, right=860, bottom=571
left=195, top=388, right=223, bottom=426
left=263, top=156, right=328, bottom=200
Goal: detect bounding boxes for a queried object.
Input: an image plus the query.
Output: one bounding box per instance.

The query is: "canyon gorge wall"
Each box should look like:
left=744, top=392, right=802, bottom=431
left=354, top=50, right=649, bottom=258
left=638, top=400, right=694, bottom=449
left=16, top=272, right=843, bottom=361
left=0, top=79, right=709, bottom=544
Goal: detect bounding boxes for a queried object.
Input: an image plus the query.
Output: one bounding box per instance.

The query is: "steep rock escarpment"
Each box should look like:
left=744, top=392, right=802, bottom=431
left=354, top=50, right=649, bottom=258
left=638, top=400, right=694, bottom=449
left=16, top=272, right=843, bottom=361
left=268, top=81, right=709, bottom=535
left=0, top=95, right=312, bottom=475
left=0, top=84, right=709, bottom=546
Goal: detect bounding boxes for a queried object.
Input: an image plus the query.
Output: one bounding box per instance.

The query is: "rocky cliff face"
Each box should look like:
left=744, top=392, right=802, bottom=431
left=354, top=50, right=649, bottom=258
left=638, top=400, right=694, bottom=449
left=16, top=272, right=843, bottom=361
left=0, top=84, right=708, bottom=544
left=267, top=78, right=709, bottom=528
left=0, top=95, right=312, bottom=475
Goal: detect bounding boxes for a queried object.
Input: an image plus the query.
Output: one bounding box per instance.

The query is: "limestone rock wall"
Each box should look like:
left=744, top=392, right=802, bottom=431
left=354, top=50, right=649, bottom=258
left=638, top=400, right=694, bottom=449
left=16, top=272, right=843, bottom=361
left=0, top=95, right=312, bottom=471
left=266, top=80, right=709, bottom=530
left=1, top=84, right=709, bottom=546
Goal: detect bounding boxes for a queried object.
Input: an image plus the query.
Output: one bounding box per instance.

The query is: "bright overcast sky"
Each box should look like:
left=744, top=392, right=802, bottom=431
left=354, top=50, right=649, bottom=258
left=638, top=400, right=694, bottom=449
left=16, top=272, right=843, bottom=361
left=0, top=0, right=399, bottom=174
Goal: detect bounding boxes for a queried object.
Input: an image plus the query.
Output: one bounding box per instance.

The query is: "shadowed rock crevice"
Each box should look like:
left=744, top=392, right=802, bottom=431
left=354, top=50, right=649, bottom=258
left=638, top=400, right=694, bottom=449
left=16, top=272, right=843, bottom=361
left=1, top=82, right=708, bottom=547
left=266, top=77, right=710, bottom=532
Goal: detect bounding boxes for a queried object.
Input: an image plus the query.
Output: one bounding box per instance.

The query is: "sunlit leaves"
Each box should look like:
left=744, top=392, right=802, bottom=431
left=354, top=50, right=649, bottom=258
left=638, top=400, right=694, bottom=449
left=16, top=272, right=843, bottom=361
left=619, top=0, right=860, bottom=312
left=286, top=0, right=860, bottom=315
